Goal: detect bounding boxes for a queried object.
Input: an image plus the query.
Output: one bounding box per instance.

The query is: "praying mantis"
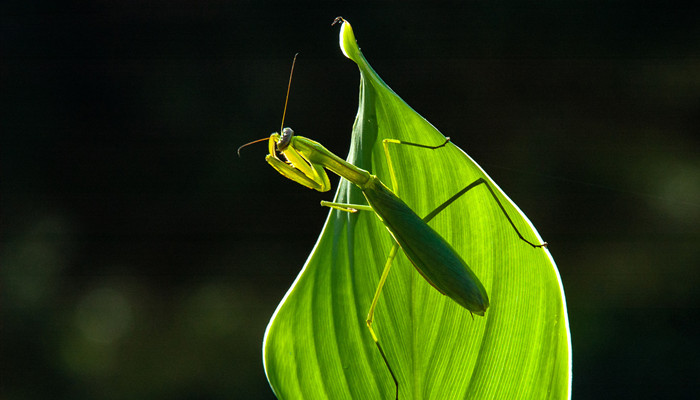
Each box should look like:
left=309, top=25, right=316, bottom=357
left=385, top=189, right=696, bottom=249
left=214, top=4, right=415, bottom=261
left=241, top=54, right=547, bottom=400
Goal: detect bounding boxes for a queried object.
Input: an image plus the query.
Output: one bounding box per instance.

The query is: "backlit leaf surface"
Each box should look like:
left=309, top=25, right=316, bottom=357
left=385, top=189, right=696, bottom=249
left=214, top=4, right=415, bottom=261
left=263, top=19, right=571, bottom=400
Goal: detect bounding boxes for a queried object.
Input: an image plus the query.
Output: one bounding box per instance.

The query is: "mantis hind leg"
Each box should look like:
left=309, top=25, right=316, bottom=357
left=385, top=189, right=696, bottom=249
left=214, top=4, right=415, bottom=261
left=367, top=244, right=400, bottom=400
left=423, top=176, right=547, bottom=247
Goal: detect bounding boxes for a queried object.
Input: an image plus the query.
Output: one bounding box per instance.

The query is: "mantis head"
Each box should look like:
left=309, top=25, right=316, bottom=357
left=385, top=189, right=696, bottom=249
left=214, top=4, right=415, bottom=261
left=265, top=126, right=294, bottom=162
left=236, top=127, right=294, bottom=159
left=278, top=127, right=294, bottom=150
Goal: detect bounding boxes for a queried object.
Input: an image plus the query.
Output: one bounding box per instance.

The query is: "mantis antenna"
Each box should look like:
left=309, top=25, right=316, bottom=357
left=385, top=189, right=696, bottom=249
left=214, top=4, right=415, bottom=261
left=237, top=53, right=299, bottom=157
left=280, top=53, right=299, bottom=134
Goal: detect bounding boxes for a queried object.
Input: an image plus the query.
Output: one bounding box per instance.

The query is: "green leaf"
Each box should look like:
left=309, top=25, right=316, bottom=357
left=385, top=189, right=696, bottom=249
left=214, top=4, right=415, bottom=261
left=263, top=19, right=571, bottom=399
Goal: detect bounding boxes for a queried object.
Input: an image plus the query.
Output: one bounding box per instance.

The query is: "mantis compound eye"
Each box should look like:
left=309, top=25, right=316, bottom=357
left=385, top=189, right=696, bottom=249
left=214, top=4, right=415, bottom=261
left=277, top=127, right=294, bottom=151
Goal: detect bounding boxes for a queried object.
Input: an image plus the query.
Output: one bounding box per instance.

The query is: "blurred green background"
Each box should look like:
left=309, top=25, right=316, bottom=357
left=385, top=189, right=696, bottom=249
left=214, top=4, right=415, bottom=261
left=2, top=1, right=698, bottom=399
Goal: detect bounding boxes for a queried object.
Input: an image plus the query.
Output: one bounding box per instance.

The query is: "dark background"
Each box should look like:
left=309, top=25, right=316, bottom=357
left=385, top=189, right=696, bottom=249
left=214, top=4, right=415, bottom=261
left=2, top=1, right=698, bottom=399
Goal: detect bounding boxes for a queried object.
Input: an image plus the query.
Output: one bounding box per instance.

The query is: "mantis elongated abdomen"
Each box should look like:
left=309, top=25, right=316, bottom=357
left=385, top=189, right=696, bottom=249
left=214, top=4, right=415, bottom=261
left=361, top=175, right=489, bottom=314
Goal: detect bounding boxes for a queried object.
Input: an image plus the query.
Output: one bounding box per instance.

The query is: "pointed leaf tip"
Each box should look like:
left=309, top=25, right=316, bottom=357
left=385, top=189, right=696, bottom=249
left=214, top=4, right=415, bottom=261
left=335, top=17, right=360, bottom=62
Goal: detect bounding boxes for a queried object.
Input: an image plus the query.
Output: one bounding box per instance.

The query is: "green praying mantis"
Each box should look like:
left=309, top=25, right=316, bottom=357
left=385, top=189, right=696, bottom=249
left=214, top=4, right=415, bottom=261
left=240, top=54, right=547, bottom=400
